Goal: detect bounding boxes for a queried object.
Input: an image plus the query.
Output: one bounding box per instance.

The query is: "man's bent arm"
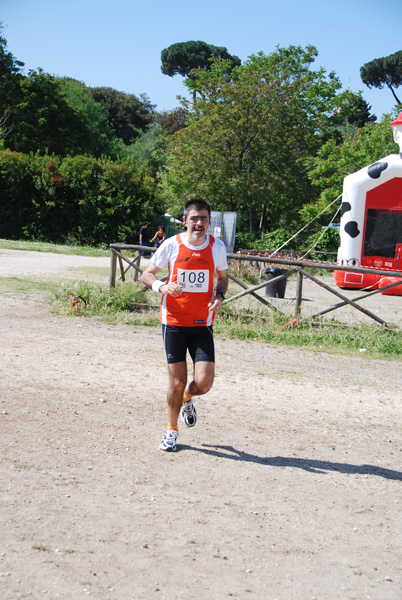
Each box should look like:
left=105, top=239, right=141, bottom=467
left=208, top=269, right=228, bottom=312
left=216, top=269, right=228, bottom=298
left=141, top=263, right=161, bottom=289
left=141, top=263, right=183, bottom=297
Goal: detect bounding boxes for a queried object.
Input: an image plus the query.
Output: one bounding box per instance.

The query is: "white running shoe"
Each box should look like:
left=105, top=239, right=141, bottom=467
left=180, top=399, right=197, bottom=427
left=160, top=429, right=178, bottom=452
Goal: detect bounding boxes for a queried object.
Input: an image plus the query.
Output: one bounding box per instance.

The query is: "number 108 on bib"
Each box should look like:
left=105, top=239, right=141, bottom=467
left=177, top=269, right=209, bottom=292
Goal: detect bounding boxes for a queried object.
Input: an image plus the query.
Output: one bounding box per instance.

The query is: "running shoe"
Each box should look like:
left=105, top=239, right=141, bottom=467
left=180, top=398, right=197, bottom=427
left=160, top=429, right=178, bottom=452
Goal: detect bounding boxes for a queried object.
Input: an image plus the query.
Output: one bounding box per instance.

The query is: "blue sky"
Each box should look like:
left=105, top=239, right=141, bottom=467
left=2, top=0, right=401, bottom=120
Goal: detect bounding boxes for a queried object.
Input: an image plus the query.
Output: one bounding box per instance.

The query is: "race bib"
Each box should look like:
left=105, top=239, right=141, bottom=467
left=177, top=268, right=209, bottom=292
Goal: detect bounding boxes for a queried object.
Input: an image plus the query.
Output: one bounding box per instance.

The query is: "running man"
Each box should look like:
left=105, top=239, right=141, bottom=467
left=141, top=199, right=229, bottom=452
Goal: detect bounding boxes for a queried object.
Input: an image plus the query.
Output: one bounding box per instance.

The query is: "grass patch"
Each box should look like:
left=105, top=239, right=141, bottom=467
left=0, top=277, right=56, bottom=295
left=229, top=263, right=261, bottom=285
left=50, top=280, right=402, bottom=359
left=215, top=306, right=402, bottom=359
left=3, top=274, right=400, bottom=359
left=0, top=238, right=110, bottom=257
left=66, top=266, right=110, bottom=279
left=51, top=280, right=160, bottom=325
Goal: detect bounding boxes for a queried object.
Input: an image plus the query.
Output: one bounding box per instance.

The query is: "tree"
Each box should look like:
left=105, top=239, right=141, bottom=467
left=0, top=109, right=13, bottom=143
left=89, top=87, right=154, bottom=144
left=6, top=69, right=96, bottom=156
left=127, top=123, right=168, bottom=173
left=58, top=78, right=120, bottom=158
left=156, top=107, right=189, bottom=134
left=0, top=23, right=24, bottom=79
left=161, top=41, right=241, bottom=101
left=163, top=46, right=342, bottom=232
left=360, top=51, right=402, bottom=106
left=302, top=112, right=397, bottom=225
left=0, top=23, right=25, bottom=137
left=0, top=149, right=162, bottom=244
left=161, top=41, right=241, bottom=79
left=334, top=89, right=376, bottom=128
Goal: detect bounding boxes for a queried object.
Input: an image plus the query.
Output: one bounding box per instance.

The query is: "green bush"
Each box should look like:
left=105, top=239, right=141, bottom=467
left=259, top=228, right=297, bottom=251
left=0, top=150, right=46, bottom=239
left=0, top=150, right=162, bottom=245
left=234, top=228, right=299, bottom=253
left=304, top=227, right=340, bottom=261
left=234, top=231, right=259, bottom=252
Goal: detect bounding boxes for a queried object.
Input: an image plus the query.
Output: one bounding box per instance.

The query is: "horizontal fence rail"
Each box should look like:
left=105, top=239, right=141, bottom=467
left=109, top=244, right=402, bottom=327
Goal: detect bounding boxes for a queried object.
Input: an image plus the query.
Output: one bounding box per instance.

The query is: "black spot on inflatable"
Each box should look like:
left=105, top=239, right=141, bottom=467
left=341, top=202, right=352, bottom=216
left=367, top=162, right=388, bottom=179
left=344, top=221, right=360, bottom=238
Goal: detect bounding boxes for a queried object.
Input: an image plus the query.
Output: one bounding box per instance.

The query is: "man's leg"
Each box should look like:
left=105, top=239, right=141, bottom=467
left=181, top=361, right=214, bottom=428
left=185, top=361, right=215, bottom=398
left=167, top=361, right=187, bottom=428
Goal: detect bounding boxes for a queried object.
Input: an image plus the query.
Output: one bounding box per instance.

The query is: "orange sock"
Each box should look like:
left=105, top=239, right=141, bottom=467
left=183, top=392, right=192, bottom=403
left=168, top=424, right=178, bottom=431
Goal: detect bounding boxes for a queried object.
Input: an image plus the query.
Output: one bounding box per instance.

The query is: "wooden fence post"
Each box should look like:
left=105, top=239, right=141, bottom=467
left=109, top=249, right=117, bottom=288
left=133, top=255, right=141, bottom=281
left=295, top=269, right=303, bottom=315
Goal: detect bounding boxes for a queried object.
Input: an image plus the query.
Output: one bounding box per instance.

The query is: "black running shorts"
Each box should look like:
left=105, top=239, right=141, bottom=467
left=161, top=325, right=215, bottom=364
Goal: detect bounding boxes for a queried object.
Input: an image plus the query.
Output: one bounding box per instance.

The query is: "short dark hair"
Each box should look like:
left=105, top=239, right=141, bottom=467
left=183, top=198, right=211, bottom=219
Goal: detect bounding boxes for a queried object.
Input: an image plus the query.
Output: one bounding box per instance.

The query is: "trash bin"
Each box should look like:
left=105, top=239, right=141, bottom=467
left=265, top=267, right=287, bottom=298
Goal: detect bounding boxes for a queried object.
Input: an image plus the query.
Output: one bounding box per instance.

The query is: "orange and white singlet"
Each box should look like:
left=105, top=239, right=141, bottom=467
left=151, top=233, right=228, bottom=327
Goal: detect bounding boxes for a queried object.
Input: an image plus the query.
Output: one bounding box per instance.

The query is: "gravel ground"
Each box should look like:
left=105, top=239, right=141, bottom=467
left=1, top=249, right=402, bottom=600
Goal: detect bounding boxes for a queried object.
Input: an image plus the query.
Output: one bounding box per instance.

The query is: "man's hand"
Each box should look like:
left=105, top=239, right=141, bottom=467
left=162, top=282, right=183, bottom=297
left=208, top=295, right=224, bottom=313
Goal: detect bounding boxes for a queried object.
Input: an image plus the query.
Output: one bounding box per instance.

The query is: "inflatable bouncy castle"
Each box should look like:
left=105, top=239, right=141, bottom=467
left=335, top=112, right=402, bottom=295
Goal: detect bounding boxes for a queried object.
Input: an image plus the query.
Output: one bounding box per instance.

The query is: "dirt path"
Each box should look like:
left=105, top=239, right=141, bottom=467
left=1, top=250, right=402, bottom=599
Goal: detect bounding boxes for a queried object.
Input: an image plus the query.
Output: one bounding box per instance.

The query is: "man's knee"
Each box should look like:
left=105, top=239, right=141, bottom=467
left=169, top=378, right=186, bottom=395
left=194, top=365, right=215, bottom=395
left=196, top=379, right=213, bottom=395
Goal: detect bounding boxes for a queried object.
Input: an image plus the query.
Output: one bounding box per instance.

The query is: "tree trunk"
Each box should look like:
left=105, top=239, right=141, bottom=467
left=259, top=204, right=267, bottom=233
left=247, top=205, right=255, bottom=233
left=387, top=83, right=401, bottom=106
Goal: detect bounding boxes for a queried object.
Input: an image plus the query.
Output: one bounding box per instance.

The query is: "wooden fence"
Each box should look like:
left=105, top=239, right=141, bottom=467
left=109, top=243, right=402, bottom=327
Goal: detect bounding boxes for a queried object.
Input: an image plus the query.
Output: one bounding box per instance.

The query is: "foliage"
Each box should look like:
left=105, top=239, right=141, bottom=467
left=304, top=227, right=340, bottom=260
left=1, top=28, right=90, bottom=155
left=161, top=41, right=241, bottom=79
left=234, top=231, right=259, bottom=252
left=127, top=123, right=168, bottom=173
left=163, top=46, right=342, bottom=233
left=5, top=69, right=97, bottom=156
left=58, top=78, right=119, bottom=158
left=88, top=86, right=154, bottom=144
left=0, top=149, right=41, bottom=239
left=235, top=229, right=297, bottom=253
left=0, top=149, right=163, bottom=244
left=259, top=228, right=298, bottom=251
left=332, top=89, right=376, bottom=129
left=361, top=50, right=402, bottom=105
left=0, top=22, right=24, bottom=109
left=156, top=107, right=189, bottom=134
left=302, top=112, right=397, bottom=224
